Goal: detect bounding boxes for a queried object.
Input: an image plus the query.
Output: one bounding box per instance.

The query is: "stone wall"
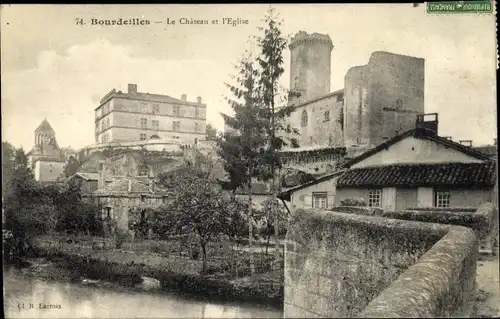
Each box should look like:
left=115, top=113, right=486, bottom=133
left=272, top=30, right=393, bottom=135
left=384, top=202, right=498, bottom=253
left=284, top=209, right=478, bottom=318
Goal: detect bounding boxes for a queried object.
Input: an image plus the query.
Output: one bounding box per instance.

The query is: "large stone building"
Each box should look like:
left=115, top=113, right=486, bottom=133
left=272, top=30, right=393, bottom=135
left=284, top=31, right=425, bottom=155
left=279, top=115, right=496, bottom=211
left=95, top=84, right=207, bottom=145
left=27, top=119, right=67, bottom=183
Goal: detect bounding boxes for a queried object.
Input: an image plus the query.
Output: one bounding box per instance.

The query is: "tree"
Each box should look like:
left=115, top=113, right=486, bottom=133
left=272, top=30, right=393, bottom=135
left=158, top=162, right=240, bottom=273
left=2, top=141, right=16, bottom=196
left=254, top=6, right=301, bottom=269
left=256, top=198, right=289, bottom=255
left=205, top=123, right=218, bottom=141
left=217, top=6, right=302, bottom=274
left=217, top=51, right=271, bottom=278
left=3, top=147, right=46, bottom=258
left=63, top=155, right=81, bottom=178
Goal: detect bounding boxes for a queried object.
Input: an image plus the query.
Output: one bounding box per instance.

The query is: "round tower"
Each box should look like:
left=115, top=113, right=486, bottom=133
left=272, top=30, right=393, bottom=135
left=289, top=31, right=333, bottom=104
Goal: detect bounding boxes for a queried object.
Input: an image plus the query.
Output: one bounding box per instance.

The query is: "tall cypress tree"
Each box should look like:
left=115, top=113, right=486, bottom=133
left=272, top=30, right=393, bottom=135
left=217, top=52, right=270, bottom=279
left=255, top=6, right=301, bottom=269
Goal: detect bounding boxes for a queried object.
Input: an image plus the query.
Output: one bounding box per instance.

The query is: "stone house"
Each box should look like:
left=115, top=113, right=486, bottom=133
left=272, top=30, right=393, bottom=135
left=84, top=177, right=169, bottom=232
left=68, top=172, right=118, bottom=194
left=279, top=117, right=496, bottom=212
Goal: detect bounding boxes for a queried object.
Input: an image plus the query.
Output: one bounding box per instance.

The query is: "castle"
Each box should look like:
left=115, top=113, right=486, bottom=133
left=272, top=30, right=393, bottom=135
left=94, top=84, right=207, bottom=145
left=28, top=31, right=427, bottom=185
left=280, top=31, right=425, bottom=176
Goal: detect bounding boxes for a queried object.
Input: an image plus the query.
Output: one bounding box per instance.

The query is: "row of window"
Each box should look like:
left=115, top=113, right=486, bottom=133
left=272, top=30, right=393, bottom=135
left=309, top=189, right=451, bottom=209
left=96, top=118, right=111, bottom=132
left=366, top=189, right=450, bottom=208
left=139, top=134, right=184, bottom=141
left=139, top=118, right=201, bottom=132
left=97, top=102, right=203, bottom=119
left=300, top=107, right=343, bottom=127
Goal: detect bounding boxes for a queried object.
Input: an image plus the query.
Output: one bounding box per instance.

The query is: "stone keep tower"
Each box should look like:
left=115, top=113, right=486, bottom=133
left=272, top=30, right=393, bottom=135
left=289, top=31, right=334, bottom=105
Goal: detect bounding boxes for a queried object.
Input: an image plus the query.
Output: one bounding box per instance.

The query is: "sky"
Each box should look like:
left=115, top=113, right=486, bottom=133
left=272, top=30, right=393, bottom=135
left=1, top=4, right=497, bottom=150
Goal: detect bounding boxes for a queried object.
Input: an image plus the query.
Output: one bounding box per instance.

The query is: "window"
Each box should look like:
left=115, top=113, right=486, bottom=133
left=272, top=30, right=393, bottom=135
left=195, top=107, right=199, bottom=118
left=173, top=105, right=180, bottom=116
left=141, top=102, right=148, bottom=113
left=106, top=118, right=110, bottom=129
left=172, top=121, right=180, bottom=131
left=435, top=189, right=451, bottom=208
left=152, top=120, right=159, bottom=130
left=103, top=207, right=112, bottom=219
left=140, top=133, right=147, bottom=141
left=301, top=110, right=308, bottom=127
left=140, top=118, right=147, bottom=129
left=140, top=195, right=147, bottom=203
left=194, top=123, right=200, bottom=132
left=368, top=189, right=382, bottom=207
left=396, top=99, right=403, bottom=108
left=324, top=110, right=330, bottom=122
left=153, top=104, right=160, bottom=113
left=312, top=192, right=328, bottom=209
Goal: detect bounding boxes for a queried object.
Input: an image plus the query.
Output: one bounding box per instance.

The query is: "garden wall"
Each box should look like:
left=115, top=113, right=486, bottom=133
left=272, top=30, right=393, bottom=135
left=284, top=209, right=478, bottom=318
left=385, top=202, right=498, bottom=252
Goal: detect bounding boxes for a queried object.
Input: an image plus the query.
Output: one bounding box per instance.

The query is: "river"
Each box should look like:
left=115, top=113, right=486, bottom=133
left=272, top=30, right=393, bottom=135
left=3, top=270, right=283, bottom=318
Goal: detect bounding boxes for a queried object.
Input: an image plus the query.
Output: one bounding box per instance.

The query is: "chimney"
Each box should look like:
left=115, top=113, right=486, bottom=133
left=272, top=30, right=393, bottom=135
left=196, top=96, right=202, bottom=104
left=459, top=140, right=473, bottom=147
left=97, top=161, right=105, bottom=190
left=181, top=94, right=187, bottom=101
left=128, top=84, right=137, bottom=94
left=127, top=179, right=132, bottom=193
left=415, top=113, right=438, bottom=135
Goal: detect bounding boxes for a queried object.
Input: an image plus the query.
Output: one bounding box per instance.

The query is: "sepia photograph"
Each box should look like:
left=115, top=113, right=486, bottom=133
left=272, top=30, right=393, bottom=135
left=1, top=2, right=498, bottom=318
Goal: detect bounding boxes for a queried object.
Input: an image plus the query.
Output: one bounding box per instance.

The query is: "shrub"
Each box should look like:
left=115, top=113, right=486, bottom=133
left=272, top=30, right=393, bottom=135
left=340, top=198, right=367, bottom=206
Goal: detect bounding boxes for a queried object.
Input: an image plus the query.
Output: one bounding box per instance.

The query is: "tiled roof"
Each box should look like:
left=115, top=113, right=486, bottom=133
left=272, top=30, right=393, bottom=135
left=344, top=128, right=492, bottom=168
left=35, top=119, right=55, bottom=133
left=70, top=172, right=118, bottom=182
left=473, top=145, right=497, bottom=158
left=93, top=178, right=167, bottom=195
left=336, top=161, right=497, bottom=188
left=234, top=182, right=271, bottom=195
left=278, top=169, right=347, bottom=201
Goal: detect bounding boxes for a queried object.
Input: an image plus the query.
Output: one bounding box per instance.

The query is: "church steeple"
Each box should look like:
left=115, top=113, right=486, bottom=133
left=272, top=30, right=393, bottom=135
left=34, top=118, right=56, bottom=147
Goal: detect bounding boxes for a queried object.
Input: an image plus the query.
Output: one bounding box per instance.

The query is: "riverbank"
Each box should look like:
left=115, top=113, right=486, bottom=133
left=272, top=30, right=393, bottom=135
left=4, top=269, right=283, bottom=319
left=31, top=243, right=284, bottom=310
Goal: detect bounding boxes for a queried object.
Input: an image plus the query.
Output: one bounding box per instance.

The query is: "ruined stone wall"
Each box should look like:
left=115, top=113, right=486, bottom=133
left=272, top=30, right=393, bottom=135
left=284, top=209, right=478, bottom=318
left=344, top=52, right=425, bottom=149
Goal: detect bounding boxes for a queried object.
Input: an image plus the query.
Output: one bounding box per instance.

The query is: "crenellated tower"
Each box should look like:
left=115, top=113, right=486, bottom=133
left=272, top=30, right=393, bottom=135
left=289, top=31, right=334, bottom=105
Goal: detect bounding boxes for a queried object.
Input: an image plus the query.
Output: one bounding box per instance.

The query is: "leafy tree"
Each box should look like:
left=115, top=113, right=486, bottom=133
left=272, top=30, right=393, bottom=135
left=158, top=162, right=242, bottom=273
left=63, top=155, right=81, bottom=178
left=205, top=123, right=218, bottom=141
left=3, top=147, right=45, bottom=258
left=255, top=198, right=289, bottom=255
left=2, top=141, right=16, bottom=196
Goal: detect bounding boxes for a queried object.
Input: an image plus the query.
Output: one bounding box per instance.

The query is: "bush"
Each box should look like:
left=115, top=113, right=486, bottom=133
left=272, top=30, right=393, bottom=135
left=340, top=198, right=367, bottom=206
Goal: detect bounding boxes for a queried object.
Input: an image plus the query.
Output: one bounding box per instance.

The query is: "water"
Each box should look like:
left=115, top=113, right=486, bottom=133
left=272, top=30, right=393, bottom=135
left=3, top=270, right=283, bottom=318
